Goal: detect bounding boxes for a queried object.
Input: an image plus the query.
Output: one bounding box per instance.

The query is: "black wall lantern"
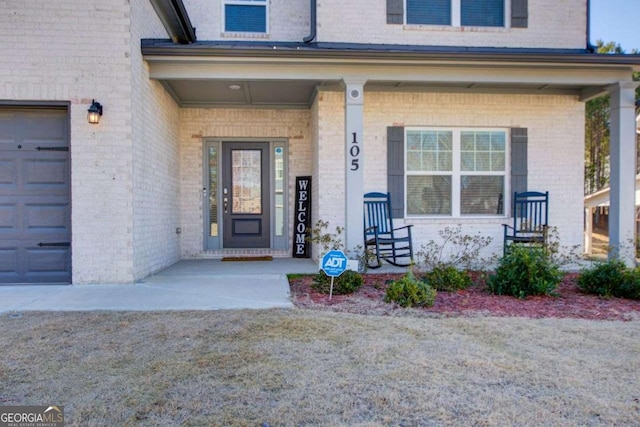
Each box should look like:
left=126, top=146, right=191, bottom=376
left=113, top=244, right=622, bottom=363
left=87, top=99, right=103, bottom=124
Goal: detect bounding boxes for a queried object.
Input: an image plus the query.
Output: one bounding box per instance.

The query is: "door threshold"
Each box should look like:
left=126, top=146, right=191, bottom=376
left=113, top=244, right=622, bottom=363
left=200, top=249, right=291, bottom=259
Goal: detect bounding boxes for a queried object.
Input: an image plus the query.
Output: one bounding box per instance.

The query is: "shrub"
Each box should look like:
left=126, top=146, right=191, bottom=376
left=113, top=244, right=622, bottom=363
left=423, top=266, right=471, bottom=292
left=577, top=260, right=626, bottom=298
left=578, top=260, right=640, bottom=300
left=416, top=226, right=493, bottom=271
left=312, top=270, right=363, bottom=295
left=385, top=271, right=437, bottom=308
left=487, top=245, right=562, bottom=299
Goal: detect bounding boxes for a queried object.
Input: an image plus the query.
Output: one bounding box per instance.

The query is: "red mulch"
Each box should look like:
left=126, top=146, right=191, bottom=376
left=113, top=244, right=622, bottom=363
left=288, top=273, right=640, bottom=321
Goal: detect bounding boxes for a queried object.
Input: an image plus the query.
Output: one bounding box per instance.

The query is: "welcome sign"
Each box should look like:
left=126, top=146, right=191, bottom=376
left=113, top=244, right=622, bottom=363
left=292, top=176, right=312, bottom=258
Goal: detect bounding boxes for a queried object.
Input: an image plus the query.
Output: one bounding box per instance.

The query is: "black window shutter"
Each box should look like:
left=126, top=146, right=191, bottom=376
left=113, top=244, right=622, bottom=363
left=387, top=0, right=404, bottom=24
left=511, top=0, right=528, bottom=28
left=387, top=126, right=405, bottom=218
left=510, top=128, right=528, bottom=208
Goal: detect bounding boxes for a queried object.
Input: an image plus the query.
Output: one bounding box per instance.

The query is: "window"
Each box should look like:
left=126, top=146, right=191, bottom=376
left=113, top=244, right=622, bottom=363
left=405, top=128, right=507, bottom=217
left=461, top=0, right=504, bottom=27
left=405, top=0, right=505, bottom=27
left=224, top=0, right=267, bottom=33
left=407, top=0, right=451, bottom=25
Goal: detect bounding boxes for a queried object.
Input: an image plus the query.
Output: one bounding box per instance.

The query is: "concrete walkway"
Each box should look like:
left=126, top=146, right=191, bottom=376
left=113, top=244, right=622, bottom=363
left=0, top=258, right=320, bottom=313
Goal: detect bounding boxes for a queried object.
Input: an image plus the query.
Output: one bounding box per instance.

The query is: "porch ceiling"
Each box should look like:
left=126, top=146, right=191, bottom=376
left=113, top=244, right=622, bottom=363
left=144, top=42, right=639, bottom=108
left=161, top=79, right=331, bottom=108
left=157, top=78, right=600, bottom=109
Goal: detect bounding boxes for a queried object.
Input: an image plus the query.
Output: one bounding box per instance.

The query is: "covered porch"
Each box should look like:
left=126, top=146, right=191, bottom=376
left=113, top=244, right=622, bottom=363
left=142, top=40, right=640, bottom=264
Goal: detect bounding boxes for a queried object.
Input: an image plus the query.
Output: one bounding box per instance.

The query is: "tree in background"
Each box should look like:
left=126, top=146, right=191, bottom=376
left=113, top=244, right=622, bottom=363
left=584, top=40, right=640, bottom=195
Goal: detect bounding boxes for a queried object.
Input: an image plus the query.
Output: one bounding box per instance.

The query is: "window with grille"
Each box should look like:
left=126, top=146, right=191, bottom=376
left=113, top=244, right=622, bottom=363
left=405, top=128, right=507, bottom=217
left=406, top=0, right=505, bottom=27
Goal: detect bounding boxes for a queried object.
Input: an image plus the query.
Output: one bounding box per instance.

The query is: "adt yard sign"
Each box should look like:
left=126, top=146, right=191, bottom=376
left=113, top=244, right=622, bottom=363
left=322, top=250, right=348, bottom=277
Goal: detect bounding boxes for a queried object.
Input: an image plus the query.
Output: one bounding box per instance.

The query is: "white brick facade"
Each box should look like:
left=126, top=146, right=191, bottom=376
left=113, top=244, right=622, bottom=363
left=183, top=0, right=310, bottom=41
left=0, top=0, right=179, bottom=283
left=311, top=90, right=585, bottom=261
left=4, top=0, right=634, bottom=283
left=179, top=0, right=586, bottom=50
left=317, top=0, right=586, bottom=49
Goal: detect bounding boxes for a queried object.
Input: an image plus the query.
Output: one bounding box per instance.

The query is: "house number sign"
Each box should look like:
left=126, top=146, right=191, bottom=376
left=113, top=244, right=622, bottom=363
left=349, top=132, right=360, bottom=171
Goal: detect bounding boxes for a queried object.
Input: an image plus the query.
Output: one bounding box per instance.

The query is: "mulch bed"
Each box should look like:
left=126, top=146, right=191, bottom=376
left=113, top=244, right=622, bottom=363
left=289, top=273, right=640, bottom=321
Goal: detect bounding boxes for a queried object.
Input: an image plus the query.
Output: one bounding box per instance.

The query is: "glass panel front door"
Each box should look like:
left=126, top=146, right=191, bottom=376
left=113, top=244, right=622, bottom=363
left=222, top=142, right=270, bottom=248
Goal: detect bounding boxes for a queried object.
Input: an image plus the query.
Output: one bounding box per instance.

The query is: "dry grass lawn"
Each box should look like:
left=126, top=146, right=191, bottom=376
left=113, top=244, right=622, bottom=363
left=1, top=309, right=640, bottom=426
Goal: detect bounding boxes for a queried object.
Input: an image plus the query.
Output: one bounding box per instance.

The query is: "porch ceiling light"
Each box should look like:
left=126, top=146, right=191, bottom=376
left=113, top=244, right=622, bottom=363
left=228, top=84, right=241, bottom=90
left=87, top=99, right=103, bottom=124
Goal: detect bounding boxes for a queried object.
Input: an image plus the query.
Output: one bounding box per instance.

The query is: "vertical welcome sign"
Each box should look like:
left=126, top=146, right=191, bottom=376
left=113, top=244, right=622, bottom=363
left=293, top=176, right=312, bottom=258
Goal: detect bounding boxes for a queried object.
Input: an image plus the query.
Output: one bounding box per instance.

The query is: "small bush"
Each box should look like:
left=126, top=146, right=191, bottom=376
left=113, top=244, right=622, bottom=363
left=423, top=266, right=471, bottom=292
left=487, top=245, right=562, bottom=299
left=385, top=271, right=437, bottom=308
left=312, top=270, right=363, bottom=295
left=578, top=260, right=640, bottom=300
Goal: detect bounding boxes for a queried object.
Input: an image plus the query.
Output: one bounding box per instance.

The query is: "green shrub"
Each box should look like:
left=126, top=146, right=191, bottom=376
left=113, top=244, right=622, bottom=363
left=487, top=245, right=562, bottom=299
left=385, top=271, right=437, bottom=308
left=577, top=260, right=626, bottom=298
left=312, top=270, right=363, bottom=295
left=578, top=260, right=640, bottom=300
left=423, top=266, right=472, bottom=292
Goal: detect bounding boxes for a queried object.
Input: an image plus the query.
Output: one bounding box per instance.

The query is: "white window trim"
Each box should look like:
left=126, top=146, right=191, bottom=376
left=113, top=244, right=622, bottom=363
left=221, top=0, right=269, bottom=35
left=404, top=127, right=510, bottom=218
left=404, top=0, right=510, bottom=28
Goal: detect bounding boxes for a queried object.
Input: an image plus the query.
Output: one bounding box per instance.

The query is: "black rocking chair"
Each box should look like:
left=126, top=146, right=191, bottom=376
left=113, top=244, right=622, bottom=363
left=503, top=191, right=549, bottom=255
left=363, top=192, right=414, bottom=268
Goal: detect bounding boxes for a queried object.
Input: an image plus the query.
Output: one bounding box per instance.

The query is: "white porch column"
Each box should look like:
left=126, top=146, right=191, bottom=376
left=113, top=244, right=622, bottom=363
left=608, top=81, right=639, bottom=265
left=343, top=78, right=367, bottom=253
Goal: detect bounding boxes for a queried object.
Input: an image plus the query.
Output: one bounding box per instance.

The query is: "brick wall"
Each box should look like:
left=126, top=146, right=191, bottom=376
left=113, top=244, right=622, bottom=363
left=178, top=0, right=586, bottom=50
left=130, top=0, right=182, bottom=279
left=313, top=90, right=585, bottom=260
left=182, top=0, right=310, bottom=42
left=0, top=0, right=179, bottom=283
left=178, top=108, right=312, bottom=257
left=317, top=0, right=586, bottom=49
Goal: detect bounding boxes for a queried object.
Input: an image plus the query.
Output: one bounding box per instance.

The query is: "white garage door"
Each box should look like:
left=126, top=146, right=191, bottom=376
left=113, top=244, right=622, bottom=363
left=0, top=107, right=71, bottom=284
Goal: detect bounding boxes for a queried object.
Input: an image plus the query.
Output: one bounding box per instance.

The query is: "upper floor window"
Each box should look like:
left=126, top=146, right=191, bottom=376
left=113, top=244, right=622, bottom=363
left=406, top=0, right=505, bottom=27
left=461, top=0, right=504, bottom=27
left=224, top=0, right=268, bottom=33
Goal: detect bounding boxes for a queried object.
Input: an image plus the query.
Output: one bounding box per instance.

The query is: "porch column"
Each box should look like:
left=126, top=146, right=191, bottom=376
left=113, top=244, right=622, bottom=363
left=608, top=81, right=639, bottom=265
left=344, top=78, right=367, bottom=253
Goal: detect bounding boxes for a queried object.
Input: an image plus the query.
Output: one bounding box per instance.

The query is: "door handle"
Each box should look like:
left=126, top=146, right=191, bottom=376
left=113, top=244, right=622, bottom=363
left=224, top=197, right=228, bottom=214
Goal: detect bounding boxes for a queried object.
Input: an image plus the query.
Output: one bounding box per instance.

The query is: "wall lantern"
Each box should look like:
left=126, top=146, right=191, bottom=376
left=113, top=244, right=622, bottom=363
left=87, top=99, right=103, bottom=124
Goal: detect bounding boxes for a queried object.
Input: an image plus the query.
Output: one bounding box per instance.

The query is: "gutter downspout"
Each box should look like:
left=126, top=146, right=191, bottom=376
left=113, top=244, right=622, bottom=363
left=303, top=0, right=317, bottom=43
left=586, top=0, right=596, bottom=53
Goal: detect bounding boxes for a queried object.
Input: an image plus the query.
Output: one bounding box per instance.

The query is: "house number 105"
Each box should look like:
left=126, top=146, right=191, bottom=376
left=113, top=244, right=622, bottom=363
left=350, top=132, right=360, bottom=171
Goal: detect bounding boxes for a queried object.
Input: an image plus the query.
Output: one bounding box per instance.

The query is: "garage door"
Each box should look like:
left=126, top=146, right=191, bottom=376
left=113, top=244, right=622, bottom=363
left=0, top=107, right=71, bottom=284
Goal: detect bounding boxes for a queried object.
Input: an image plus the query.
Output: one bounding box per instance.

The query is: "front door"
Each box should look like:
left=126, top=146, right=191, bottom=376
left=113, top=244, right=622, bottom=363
left=221, top=142, right=270, bottom=248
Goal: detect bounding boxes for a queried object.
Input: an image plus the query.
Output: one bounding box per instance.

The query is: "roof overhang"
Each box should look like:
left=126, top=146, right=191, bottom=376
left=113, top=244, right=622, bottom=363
left=142, top=40, right=640, bottom=108
left=148, top=0, right=196, bottom=44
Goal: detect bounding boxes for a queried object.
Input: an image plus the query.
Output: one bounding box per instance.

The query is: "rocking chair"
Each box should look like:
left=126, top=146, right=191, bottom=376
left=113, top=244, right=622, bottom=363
left=503, top=191, right=549, bottom=255
left=363, top=192, right=414, bottom=268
